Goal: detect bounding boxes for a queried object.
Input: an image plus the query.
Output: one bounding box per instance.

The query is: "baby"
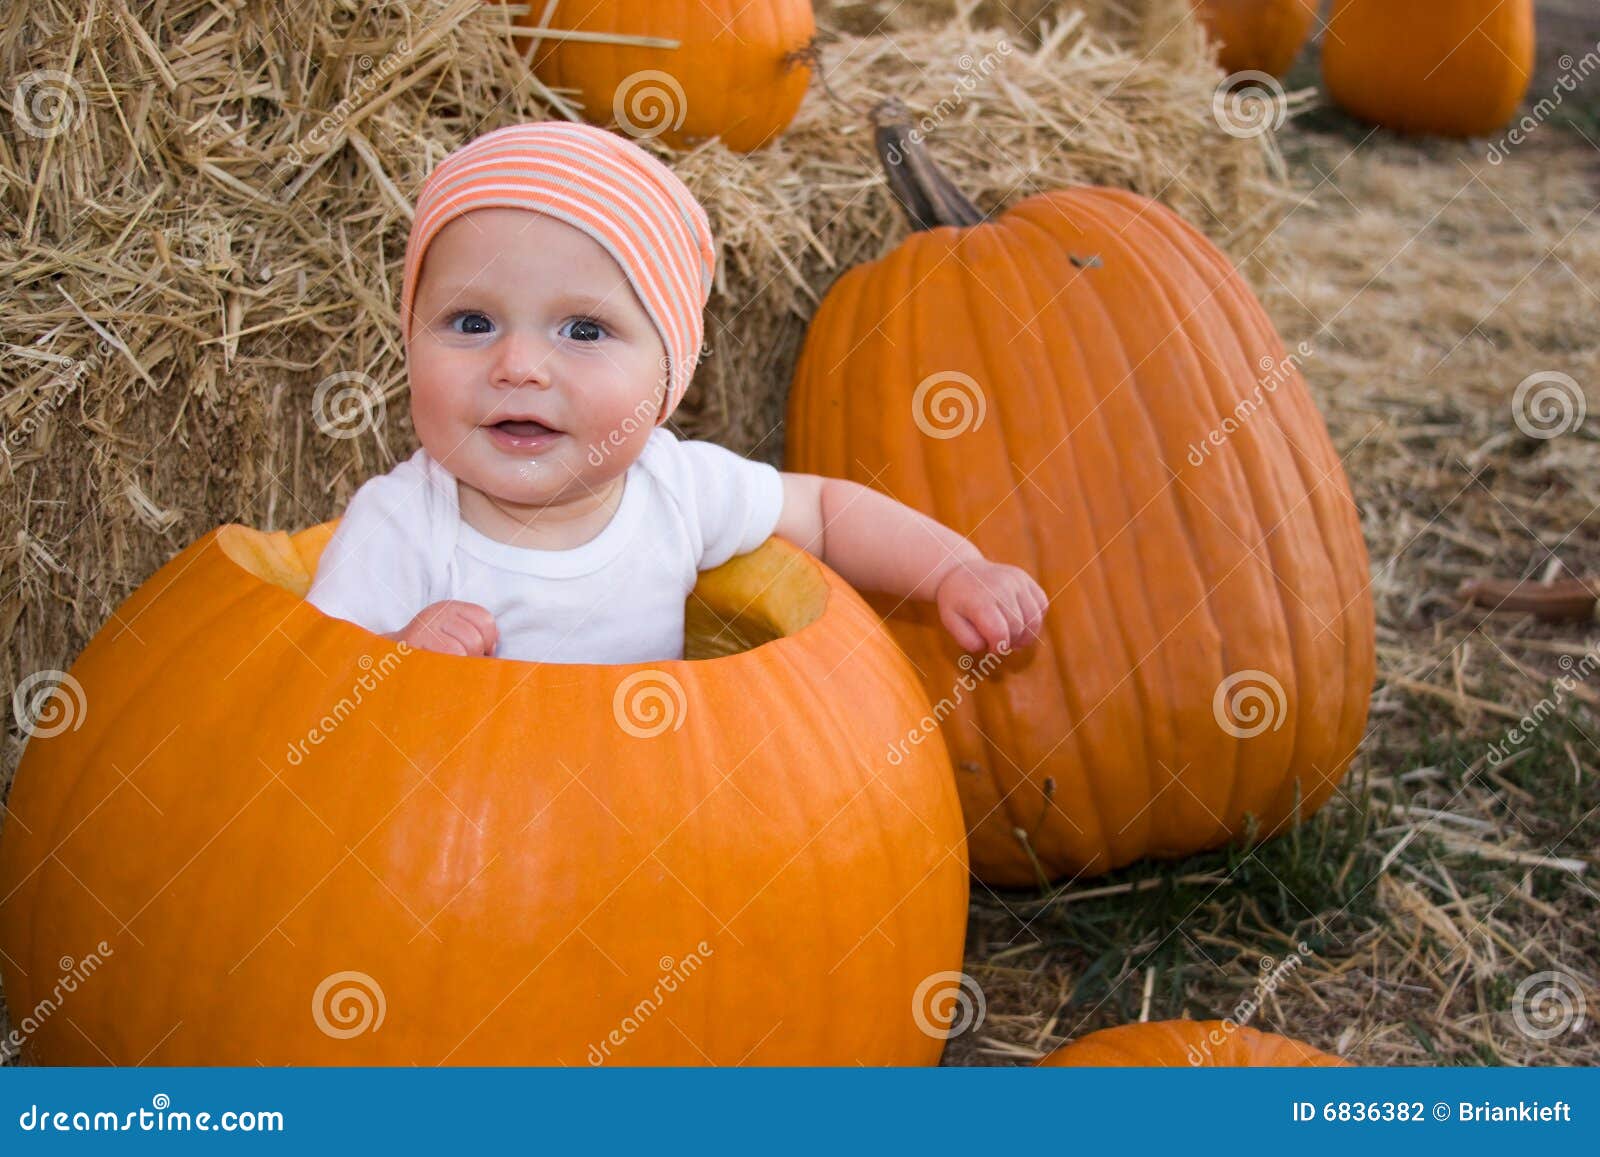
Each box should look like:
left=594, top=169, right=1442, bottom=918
left=307, top=122, right=1046, bottom=663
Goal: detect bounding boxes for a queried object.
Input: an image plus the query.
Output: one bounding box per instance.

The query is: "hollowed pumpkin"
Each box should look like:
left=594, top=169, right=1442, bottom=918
left=522, top=0, right=816, bottom=153
left=1041, top=1020, right=1348, bottom=1066
left=1193, top=0, right=1317, bottom=79
left=785, top=113, right=1375, bottom=887
left=0, top=523, right=968, bottom=1064
left=1322, top=0, right=1534, bottom=138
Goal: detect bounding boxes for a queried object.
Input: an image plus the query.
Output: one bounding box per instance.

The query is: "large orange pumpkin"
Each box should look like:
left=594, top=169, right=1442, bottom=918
left=0, top=524, right=969, bottom=1064
left=521, top=0, right=815, bottom=152
left=1193, top=0, right=1317, bottom=78
left=785, top=115, right=1375, bottom=887
left=1322, top=0, right=1535, bottom=138
left=1041, top=1020, right=1348, bottom=1066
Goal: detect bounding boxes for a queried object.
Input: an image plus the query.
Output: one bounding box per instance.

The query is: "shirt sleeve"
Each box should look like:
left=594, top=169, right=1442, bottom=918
left=668, top=436, right=786, bottom=571
left=304, top=459, right=434, bottom=637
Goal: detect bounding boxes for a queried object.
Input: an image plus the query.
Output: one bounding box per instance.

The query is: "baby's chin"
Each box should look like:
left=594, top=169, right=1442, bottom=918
left=468, top=447, right=627, bottom=509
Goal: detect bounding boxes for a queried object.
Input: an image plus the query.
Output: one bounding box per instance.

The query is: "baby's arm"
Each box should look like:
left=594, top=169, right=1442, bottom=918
left=773, top=474, right=1047, bottom=655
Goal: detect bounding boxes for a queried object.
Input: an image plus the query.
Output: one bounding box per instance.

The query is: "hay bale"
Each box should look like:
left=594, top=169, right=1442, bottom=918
left=0, top=0, right=1294, bottom=797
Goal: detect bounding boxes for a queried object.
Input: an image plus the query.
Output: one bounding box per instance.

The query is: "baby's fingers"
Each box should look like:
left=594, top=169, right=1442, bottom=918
left=938, top=600, right=987, bottom=654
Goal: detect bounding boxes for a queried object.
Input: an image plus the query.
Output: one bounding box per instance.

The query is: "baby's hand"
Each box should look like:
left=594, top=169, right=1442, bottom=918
left=390, top=600, right=499, bottom=657
left=935, top=558, right=1047, bottom=657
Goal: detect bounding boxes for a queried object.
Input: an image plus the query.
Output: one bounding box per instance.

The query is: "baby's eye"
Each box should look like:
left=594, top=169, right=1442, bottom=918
left=560, top=317, right=607, bottom=343
left=449, top=311, right=493, bottom=336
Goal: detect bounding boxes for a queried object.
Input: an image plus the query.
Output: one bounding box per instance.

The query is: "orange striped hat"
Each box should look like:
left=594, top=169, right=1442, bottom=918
left=401, top=122, right=715, bottom=422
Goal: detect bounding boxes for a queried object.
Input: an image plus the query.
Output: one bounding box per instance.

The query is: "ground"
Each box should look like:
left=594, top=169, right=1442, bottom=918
left=946, top=0, right=1600, bottom=1066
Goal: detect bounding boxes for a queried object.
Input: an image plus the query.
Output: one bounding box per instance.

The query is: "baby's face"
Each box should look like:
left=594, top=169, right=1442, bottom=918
left=407, top=208, right=668, bottom=509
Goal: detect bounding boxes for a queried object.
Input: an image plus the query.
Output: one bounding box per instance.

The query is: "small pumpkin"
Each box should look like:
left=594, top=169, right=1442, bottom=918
left=0, top=523, right=968, bottom=1064
left=1041, top=1020, right=1348, bottom=1066
left=1322, top=0, right=1534, bottom=138
left=520, top=0, right=816, bottom=152
left=1193, top=0, right=1317, bottom=78
left=785, top=110, right=1375, bottom=886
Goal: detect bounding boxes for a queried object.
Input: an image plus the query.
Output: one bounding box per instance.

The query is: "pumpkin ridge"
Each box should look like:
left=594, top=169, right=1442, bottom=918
left=936, top=223, right=1072, bottom=868
left=1165, top=194, right=1372, bottom=824
left=1211, top=242, right=1374, bottom=810
left=1151, top=203, right=1369, bottom=822
left=1198, top=251, right=1360, bottom=823
left=1088, top=190, right=1298, bottom=836
left=1069, top=187, right=1317, bottom=840
left=986, top=204, right=1159, bottom=869
left=1021, top=191, right=1249, bottom=853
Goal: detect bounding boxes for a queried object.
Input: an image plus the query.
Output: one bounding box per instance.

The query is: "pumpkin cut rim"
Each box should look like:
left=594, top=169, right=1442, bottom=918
left=211, top=520, right=836, bottom=671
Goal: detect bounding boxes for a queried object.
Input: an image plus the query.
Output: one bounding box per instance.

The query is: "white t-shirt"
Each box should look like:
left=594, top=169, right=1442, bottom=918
left=305, top=428, right=785, bottom=663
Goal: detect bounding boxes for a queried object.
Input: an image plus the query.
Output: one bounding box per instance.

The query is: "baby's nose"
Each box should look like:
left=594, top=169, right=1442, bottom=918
left=492, top=330, right=555, bottom=389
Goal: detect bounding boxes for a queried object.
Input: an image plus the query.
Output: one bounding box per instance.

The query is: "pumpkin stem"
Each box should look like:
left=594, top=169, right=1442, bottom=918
left=871, top=98, right=985, bottom=232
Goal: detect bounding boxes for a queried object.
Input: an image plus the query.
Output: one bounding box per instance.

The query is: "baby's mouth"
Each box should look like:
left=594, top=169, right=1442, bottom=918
left=488, top=419, right=562, bottom=437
